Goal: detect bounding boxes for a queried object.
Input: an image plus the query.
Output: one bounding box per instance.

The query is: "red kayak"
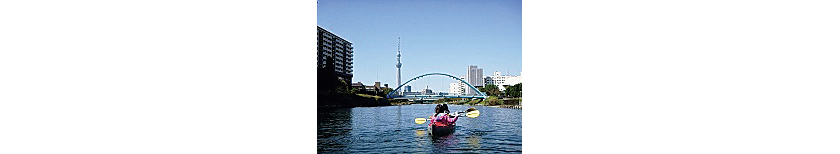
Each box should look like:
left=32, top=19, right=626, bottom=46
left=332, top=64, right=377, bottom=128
left=428, top=122, right=455, bottom=136
left=428, top=114, right=457, bottom=136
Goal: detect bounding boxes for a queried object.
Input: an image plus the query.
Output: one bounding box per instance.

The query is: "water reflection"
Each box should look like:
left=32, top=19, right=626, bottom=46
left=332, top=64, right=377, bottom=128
left=412, top=129, right=427, bottom=151
left=415, top=129, right=426, bottom=137
left=467, top=134, right=481, bottom=149
left=317, top=108, right=352, bottom=152
left=432, top=133, right=458, bottom=153
left=397, top=106, right=401, bottom=131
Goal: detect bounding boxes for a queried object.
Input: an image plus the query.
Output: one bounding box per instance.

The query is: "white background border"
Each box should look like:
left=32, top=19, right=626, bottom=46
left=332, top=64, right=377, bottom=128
left=2, top=0, right=839, bottom=153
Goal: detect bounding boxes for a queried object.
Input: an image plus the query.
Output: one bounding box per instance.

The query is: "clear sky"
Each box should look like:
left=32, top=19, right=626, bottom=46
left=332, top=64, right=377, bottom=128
left=318, top=0, right=521, bottom=92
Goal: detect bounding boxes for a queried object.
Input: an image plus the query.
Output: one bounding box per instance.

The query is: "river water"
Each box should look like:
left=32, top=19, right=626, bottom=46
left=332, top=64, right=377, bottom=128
left=317, top=104, right=522, bottom=153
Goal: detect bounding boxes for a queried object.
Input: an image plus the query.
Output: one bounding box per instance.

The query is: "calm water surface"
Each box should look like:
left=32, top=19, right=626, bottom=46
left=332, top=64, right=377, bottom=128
left=317, top=104, right=522, bottom=153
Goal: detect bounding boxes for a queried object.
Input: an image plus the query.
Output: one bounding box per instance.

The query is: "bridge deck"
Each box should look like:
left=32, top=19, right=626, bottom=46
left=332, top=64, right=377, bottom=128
left=390, top=95, right=488, bottom=99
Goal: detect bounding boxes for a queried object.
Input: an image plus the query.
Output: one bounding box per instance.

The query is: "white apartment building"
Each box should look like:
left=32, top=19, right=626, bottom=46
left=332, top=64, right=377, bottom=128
left=484, top=71, right=522, bottom=91
left=449, top=76, right=467, bottom=95
left=449, top=83, right=463, bottom=95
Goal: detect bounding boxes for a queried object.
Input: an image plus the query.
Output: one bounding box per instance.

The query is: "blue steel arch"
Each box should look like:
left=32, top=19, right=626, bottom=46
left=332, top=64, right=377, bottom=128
left=387, top=72, right=486, bottom=98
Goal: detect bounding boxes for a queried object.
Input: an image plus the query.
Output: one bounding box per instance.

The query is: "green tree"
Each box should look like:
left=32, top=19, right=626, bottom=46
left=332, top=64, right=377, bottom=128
left=504, top=83, right=522, bottom=98
left=480, top=84, right=502, bottom=97
left=467, top=98, right=482, bottom=105
left=485, top=96, right=503, bottom=106
left=378, top=87, right=393, bottom=97
left=337, top=80, right=352, bottom=94
left=350, top=86, right=359, bottom=94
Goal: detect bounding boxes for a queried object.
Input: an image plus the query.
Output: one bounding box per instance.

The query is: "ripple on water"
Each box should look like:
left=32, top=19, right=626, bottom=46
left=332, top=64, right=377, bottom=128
left=318, top=104, right=521, bottom=153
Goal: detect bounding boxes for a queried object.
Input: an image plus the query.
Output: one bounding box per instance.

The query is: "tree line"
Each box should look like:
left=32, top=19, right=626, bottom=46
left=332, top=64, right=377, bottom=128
left=479, top=83, right=522, bottom=98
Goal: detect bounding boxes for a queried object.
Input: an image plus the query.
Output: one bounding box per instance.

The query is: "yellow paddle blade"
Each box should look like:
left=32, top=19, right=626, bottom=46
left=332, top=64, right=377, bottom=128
left=415, top=118, right=427, bottom=124
left=465, top=110, right=480, bottom=118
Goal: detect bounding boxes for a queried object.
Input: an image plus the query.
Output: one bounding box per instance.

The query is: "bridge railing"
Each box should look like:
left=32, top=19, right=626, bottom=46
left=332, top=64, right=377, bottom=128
left=393, top=93, right=488, bottom=99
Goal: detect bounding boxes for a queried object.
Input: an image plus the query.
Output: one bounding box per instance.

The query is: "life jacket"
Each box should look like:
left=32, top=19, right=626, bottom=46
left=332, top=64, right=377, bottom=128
left=429, top=113, right=453, bottom=127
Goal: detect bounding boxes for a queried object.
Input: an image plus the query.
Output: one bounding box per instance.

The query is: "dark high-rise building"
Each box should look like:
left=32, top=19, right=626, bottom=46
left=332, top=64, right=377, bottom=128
left=317, top=26, right=354, bottom=83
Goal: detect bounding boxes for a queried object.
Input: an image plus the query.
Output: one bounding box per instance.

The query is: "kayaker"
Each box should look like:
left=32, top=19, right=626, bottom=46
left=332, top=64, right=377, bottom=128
left=430, top=104, right=458, bottom=127
left=442, top=104, right=451, bottom=114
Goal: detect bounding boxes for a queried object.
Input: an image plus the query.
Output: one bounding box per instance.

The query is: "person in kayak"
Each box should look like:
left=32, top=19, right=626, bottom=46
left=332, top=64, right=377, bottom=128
left=430, top=104, right=458, bottom=127
left=442, top=104, right=451, bottom=114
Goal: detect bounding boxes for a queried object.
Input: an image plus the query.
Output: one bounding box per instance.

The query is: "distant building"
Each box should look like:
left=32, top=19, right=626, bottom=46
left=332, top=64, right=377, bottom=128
left=466, top=65, right=484, bottom=95
left=460, top=76, right=466, bottom=92
left=351, top=82, right=365, bottom=91
left=449, top=76, right=467, bottom=95
left=365, top=82, right=382, bottom=92
left=404, top=91, right=422, bottom=95
left=404, top=85, right=411, bottom=93
left=484, top=71, right=522, bottom=91
left=422, top=85, right=433, bottom=95
left=362, top=81, right=390, bottom=94
left=449, top=83, right=462, bottom=95
left=317, top=26, right=354, bottom=83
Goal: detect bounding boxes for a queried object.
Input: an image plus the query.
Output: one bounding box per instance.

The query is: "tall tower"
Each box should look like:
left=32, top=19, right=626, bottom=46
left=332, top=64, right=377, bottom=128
left=396, top=37, right=402, bottom=95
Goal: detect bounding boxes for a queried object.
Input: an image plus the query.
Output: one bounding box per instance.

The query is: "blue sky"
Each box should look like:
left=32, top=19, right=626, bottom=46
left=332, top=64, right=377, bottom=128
left=318, top=0, right=521, bottom=92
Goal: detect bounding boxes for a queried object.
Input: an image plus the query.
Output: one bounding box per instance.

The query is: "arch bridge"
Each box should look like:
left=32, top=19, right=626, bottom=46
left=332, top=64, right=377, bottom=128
left=387, top=73, right=487, bottom=99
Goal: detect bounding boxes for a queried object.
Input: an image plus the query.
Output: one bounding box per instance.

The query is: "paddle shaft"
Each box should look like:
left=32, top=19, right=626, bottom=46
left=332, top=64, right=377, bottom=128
left=415, top=108, right=480, bottom=124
